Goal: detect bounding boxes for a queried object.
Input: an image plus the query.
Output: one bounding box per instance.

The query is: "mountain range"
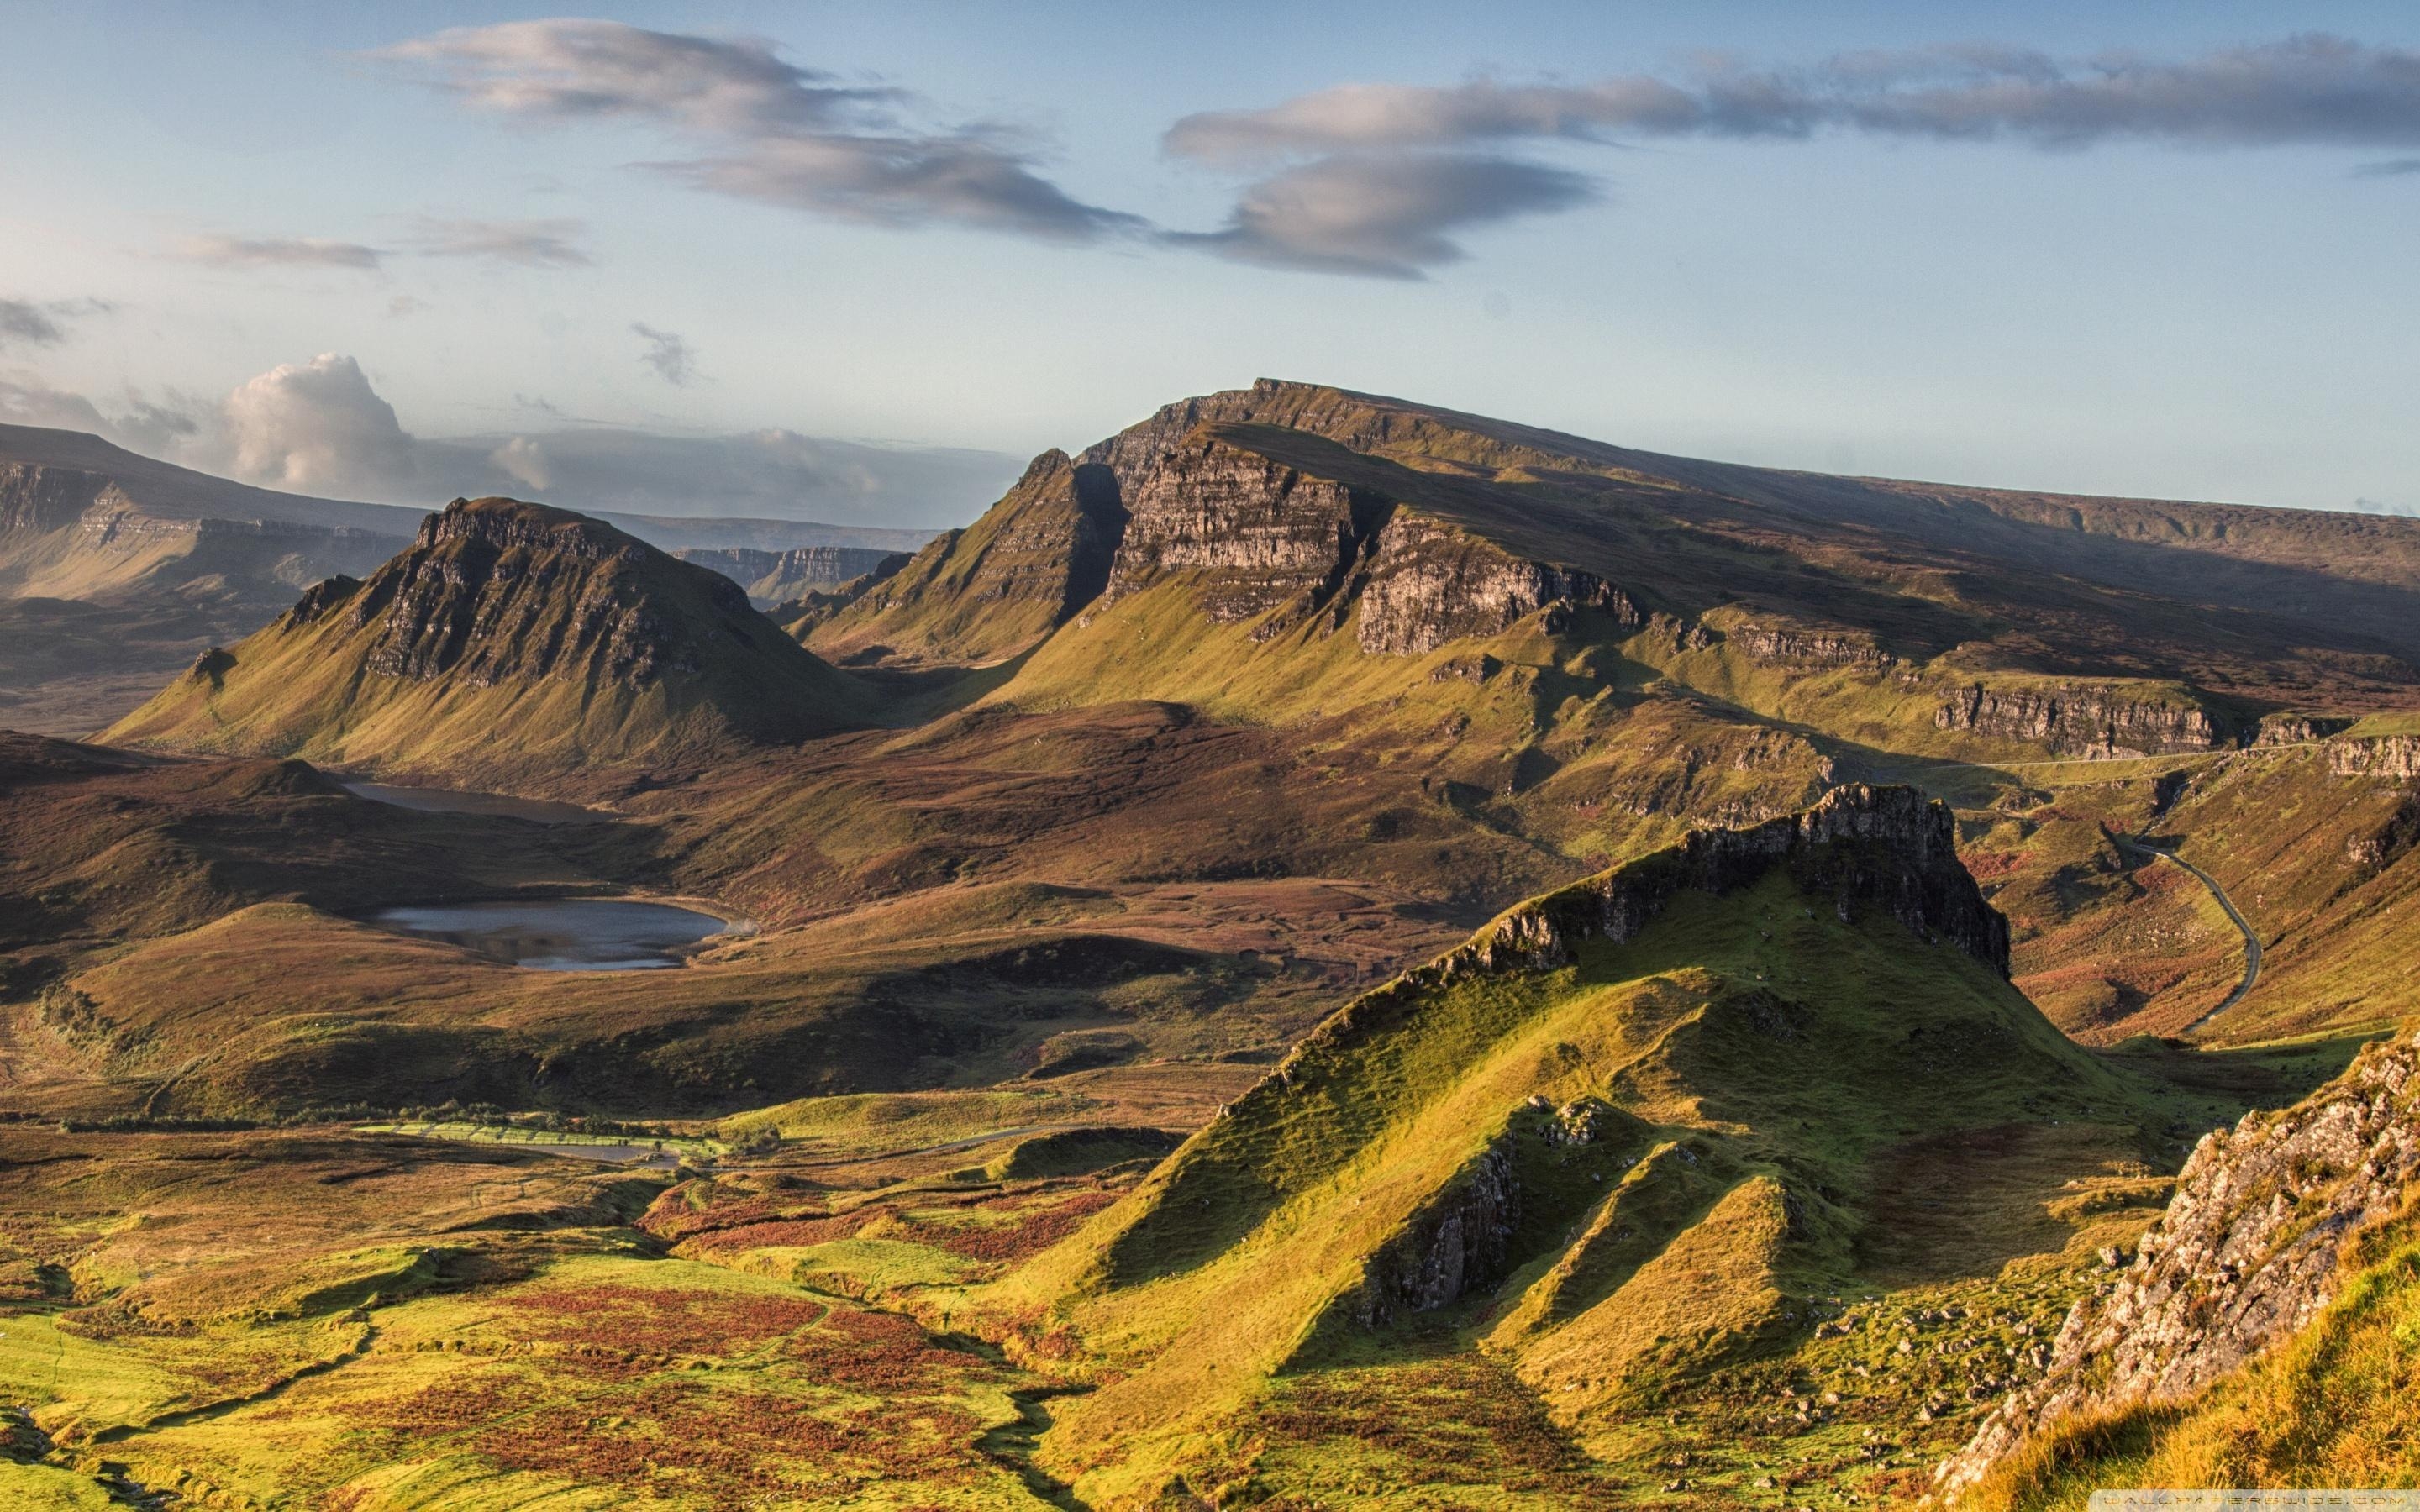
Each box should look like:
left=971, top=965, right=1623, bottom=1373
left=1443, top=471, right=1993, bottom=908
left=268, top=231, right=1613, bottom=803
left=1, top=379, right=2413, bottom=1509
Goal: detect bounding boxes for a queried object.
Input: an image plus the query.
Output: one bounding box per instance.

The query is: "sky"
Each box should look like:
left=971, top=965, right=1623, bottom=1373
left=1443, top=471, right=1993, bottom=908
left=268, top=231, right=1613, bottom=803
left=3, top=0, right=2417, bottom=525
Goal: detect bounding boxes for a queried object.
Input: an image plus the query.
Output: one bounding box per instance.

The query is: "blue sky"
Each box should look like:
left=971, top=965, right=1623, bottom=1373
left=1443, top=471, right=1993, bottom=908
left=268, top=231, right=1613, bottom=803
left=2, top=1, right=2417, bottom=522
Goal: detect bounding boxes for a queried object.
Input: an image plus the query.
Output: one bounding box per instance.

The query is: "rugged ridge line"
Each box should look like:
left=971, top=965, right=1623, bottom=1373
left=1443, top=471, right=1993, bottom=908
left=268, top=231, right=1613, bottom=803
left=1093, top=425, right=1641, bottom=654
left=1235, top=785, right=2005, bottom=1117
left=1421, top=781, right=2007, bottom=984
left=1936, top=1026, right=2420, bottom=1497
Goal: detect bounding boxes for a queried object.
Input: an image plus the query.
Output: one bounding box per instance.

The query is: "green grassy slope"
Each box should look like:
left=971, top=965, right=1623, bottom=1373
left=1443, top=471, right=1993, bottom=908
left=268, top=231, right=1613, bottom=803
left=807, top=449, right=1121, bottom=668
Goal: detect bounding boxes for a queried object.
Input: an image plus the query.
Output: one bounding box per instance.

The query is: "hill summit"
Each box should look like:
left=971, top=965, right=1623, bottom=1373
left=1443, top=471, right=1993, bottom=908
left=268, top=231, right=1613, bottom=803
left=106, top=497, right=872, bottom=782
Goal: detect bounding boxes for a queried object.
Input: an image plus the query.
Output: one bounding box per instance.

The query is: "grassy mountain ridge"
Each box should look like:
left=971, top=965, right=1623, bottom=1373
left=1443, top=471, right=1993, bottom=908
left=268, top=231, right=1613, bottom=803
left=965, top=786, right=2202, bottom=1505
left=102, top=497, right=874, bottom=785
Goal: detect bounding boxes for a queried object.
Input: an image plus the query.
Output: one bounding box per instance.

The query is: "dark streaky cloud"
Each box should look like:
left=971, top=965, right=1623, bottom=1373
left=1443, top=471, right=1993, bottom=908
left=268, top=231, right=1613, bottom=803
left=175, top=234, right=387, bottom=270
left=1165, top=33, right=2420, bottom=280
left=0, top=297, right=115, bottom=352
left=371, top=19, right=1144, bottom=244
left=0, top=299, right=68, bottom=349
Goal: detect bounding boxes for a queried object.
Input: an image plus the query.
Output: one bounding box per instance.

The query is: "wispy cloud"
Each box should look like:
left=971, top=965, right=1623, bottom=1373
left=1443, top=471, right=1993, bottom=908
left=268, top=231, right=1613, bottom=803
left=1165, top=34, right=2420, bottom=277
left=2354, top=156, right=2420, bottom=176
left=369, top=18, right=1144, bottom=244
left=408, top=216, right=592, bottom=267
left=632, top=323, right=697, bottom=386
left=174, top=234, right=387, bottom=270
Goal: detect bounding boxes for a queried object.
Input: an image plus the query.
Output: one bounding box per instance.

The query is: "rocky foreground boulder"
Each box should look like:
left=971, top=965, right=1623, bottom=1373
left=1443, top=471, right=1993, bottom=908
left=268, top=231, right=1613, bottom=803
left=1935, top=1026, right=2420, bottom=1499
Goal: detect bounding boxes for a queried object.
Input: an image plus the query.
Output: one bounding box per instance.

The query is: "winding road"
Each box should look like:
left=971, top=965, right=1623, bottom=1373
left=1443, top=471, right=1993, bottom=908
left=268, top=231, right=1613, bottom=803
left=2116, top=833, right=2263, bottom=1031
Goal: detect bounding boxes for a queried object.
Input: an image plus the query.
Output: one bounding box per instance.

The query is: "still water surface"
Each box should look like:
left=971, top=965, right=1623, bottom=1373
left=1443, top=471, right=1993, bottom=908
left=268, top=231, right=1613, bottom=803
left=365, top=900, right=734, bottom=971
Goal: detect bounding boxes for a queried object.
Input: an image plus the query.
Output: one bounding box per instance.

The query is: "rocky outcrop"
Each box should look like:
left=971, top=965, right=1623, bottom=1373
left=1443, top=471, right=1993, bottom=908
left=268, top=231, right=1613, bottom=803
left=1355, top=513, right=1639, bottom=654
left=1734, top=624, right=1895, bottom=669
left=1937, top=1027, right=2420, bottom=1498
left=2254, top=713, right=2353, bottom=746
left=1933, top=683, right=2227, bottom=757
left=280, top=575, right=362, bottom=628
left=2328, top=733, right=2420, bottom=780
left=1093, top=428, right=1642, bottom=656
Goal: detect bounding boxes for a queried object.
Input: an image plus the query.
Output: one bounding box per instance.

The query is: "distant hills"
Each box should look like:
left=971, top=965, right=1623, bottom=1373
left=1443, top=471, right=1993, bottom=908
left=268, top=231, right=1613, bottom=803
left=0, top=422, right=934, bottom=733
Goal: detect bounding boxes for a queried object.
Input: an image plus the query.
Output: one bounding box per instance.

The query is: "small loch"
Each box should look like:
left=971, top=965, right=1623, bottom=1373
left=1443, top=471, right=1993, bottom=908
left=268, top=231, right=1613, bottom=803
left=364, top=900, right=740, bottom=971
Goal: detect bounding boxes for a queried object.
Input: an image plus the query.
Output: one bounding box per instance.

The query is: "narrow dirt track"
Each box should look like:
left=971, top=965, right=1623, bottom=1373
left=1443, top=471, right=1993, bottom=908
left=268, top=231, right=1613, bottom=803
left=2118, top=834, right=2262, bottom=1031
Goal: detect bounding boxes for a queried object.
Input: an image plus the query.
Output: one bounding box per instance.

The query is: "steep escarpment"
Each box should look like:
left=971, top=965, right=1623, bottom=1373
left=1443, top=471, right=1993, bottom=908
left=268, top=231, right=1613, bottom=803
left=0, top=428, right=414, bottom=611
left=1097, top=429, right=1390, bottom=627
left=105, top=497, right=871, bottom=782
left=1939, top=1027, right=2420, bottom=1501
left=997, top=785, right=2127, bottom=1504
left=1732, top=622, right=1898, bottom=669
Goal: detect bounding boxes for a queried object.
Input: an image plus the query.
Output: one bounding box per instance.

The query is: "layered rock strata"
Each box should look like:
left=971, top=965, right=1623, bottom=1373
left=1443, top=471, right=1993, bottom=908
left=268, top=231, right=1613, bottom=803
left=1933, top=683, right=2227, bottom=757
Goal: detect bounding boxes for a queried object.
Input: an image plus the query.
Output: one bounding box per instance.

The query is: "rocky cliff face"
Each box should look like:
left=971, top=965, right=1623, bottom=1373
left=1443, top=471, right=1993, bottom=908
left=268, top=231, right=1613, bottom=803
left=1733, top=624, right=1897, bottom=669
left=0, top=462, right=111, bottom=532
left=1343, top=1139, right=1521, bottom=1327
left=1271, top=785, right=2007, bottom=1098
left=1933, top=683, right=2227, bottom=757
left=339, top=499, right=753, bottom=687
left=1099, top=433, right=1386, bottom=626
left=2328, top=733, right=2420, bottom=780
left=1936, top=1027, right=2420, bottom=1498
left=2254, top=713, right=2354, bottom=746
